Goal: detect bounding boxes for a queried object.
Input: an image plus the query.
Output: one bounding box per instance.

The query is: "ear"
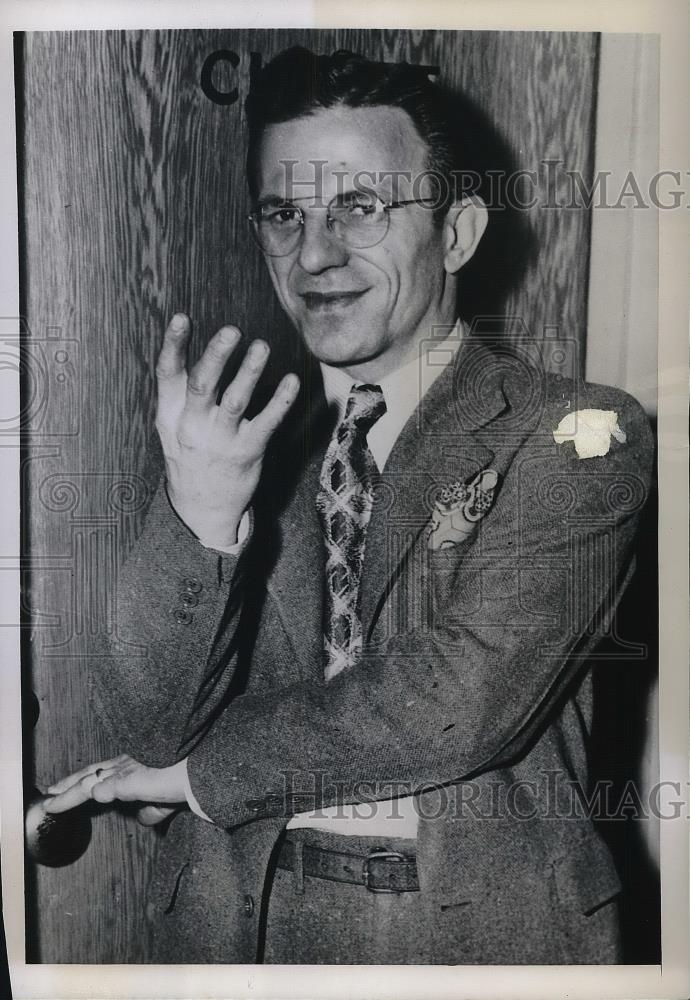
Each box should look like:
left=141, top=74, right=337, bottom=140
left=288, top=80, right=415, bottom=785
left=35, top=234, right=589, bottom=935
left=443, top=196, right=488, bottom=274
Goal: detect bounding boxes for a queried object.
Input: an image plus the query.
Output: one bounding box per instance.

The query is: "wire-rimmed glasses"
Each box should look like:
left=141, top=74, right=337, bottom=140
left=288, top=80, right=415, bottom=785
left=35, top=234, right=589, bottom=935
left=247, top=189, right=440, bottom=257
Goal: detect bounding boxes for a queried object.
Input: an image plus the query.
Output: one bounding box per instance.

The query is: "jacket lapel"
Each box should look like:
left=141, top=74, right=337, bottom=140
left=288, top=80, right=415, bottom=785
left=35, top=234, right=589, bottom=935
left=360, top=339, right=519, bottom=643
left=264, top=337, right=541, bottom=677
left=263, top=379, right=333, bottom=683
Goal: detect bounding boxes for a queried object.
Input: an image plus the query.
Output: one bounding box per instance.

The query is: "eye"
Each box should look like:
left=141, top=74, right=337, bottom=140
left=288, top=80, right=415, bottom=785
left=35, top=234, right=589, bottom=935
left=262, top=204, right=301, bottom=226
left=340, top=191, right=382, bottom=216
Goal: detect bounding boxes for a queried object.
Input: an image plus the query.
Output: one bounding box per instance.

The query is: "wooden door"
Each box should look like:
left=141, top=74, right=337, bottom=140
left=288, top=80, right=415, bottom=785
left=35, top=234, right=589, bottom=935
left=17, top=27, right=598, bottom=962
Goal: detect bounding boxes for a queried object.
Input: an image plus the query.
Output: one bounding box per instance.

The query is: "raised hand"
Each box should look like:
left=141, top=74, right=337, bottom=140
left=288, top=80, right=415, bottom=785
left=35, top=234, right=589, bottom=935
left=155, top=314, right=300, bottom=549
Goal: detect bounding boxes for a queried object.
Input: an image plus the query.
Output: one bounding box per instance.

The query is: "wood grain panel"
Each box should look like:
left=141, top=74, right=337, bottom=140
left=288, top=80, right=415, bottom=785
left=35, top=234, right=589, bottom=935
left=19, top=28, right=598, bottom=962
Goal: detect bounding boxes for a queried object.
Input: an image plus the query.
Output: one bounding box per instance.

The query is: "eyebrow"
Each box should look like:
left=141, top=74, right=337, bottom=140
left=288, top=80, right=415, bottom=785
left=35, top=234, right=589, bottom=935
left=254, top=193, right=329, bottom=212
left=254, top=195, right=296, bottom=208
left=255, top=187, right=384, bottom=209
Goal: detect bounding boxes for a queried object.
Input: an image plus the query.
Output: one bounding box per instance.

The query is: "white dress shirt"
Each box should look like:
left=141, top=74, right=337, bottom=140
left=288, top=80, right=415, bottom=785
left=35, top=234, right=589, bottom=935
left=186, top=320, right=465, bottom=835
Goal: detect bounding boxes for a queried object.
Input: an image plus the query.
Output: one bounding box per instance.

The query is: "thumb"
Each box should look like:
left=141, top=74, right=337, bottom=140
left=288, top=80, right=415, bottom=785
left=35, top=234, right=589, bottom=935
left=136, top=805, right=178, bottom=826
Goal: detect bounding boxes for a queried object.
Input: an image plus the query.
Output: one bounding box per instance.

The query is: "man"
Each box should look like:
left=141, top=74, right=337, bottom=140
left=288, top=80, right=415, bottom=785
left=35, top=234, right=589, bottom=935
left=46, top=47, right=654, bottom=964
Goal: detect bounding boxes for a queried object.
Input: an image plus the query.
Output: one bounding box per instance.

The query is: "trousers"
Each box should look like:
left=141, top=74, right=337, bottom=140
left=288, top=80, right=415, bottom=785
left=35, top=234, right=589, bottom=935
left=259, top=826, right=622, bottom=965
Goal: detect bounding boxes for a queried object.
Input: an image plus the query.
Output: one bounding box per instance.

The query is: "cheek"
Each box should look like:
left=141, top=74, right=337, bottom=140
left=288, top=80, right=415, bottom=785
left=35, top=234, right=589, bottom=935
left=388, top=225, right=441, bottom=276
left=267, top=262, right=296, bottom=311
left=381, top=238, right=439, bottom=300
left=414, top=226, right=444, bottom=265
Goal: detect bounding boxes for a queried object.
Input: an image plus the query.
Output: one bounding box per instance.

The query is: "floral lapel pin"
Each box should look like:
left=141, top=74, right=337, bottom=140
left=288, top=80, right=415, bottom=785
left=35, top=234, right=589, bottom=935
left=553, top=409, right=626, bottom=459
left=428, top=468, right=499, bottom=551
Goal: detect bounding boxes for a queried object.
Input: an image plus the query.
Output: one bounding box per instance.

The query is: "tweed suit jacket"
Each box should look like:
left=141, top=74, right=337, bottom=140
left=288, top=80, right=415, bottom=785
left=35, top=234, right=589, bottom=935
left=92, top=337, right=654, bottom=964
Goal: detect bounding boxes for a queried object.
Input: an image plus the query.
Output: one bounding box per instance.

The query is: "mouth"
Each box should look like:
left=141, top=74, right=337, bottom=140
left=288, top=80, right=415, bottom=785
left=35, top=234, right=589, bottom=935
left=301, top=290, right=368, bottom=311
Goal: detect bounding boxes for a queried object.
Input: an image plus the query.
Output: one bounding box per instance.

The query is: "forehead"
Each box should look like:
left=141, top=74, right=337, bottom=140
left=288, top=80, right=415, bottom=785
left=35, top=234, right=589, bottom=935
left=256, top=104, right=429, bottom=199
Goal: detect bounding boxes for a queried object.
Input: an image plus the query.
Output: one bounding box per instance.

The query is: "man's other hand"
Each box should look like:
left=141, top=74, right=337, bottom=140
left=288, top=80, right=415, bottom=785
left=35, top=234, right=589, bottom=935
left=155, top=313, right=300, bottom=550
left=44, top=754, right=188, bottom=826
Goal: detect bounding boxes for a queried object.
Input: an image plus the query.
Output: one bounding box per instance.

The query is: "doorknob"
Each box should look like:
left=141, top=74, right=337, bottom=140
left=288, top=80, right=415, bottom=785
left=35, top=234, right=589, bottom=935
left=24, top=688, right=92, bottom=867
left=24, top=789, right=92, bottom=867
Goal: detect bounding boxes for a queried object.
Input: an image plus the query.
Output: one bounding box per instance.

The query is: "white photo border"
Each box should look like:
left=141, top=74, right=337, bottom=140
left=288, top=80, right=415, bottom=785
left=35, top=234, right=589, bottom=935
left=0, top=2, right=687, bottom=998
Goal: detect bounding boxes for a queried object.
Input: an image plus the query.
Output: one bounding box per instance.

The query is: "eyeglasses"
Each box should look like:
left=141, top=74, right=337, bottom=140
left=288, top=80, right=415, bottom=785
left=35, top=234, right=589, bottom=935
left=247, top=189, right=440, bottom=257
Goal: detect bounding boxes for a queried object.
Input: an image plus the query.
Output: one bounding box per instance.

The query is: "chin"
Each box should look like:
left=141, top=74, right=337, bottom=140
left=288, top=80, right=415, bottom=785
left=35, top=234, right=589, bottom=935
left=309, top=345, right=366, bottom=368
left=301, top=324, right=378, bottom=367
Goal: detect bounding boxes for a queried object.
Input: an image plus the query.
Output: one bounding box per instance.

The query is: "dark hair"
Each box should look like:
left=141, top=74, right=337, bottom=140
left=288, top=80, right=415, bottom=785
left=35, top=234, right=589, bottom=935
left=245, top=47, right=492, bottom=219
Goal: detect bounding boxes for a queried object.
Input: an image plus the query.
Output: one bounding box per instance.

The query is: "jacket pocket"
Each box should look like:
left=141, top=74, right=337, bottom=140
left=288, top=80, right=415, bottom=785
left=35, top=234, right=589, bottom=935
left=147, top=841, right=191, bottom=921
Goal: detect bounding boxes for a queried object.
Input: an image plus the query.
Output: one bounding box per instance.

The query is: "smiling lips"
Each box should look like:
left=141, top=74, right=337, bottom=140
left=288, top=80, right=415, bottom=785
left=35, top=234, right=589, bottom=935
left=301, top=290, right=368, bottom=310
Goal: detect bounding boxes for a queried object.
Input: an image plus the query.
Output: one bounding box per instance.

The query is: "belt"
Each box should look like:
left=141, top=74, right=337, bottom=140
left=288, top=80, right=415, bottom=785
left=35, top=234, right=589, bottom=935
left=276, top=838, right=420, bottom=893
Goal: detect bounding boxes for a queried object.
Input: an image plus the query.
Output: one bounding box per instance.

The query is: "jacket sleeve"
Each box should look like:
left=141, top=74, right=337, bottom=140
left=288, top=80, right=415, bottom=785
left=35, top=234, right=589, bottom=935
left=88, top=480, right=249, bottom=767
left=186, top=390, right=655, bottom=827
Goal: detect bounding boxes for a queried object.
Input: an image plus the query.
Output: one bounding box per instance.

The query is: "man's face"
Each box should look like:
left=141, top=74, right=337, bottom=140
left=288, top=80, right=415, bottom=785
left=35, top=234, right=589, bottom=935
left=254, top=105, right=454, bottom=377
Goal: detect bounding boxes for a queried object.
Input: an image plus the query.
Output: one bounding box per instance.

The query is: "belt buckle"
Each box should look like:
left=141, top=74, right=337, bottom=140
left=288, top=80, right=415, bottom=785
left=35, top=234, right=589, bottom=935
left=363, top=847, right=408, bottom=893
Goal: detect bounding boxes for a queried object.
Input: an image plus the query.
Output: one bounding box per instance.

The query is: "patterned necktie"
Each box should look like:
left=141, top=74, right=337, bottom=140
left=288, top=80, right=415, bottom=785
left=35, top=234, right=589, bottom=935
left=316, top=384, right=387, bottom=681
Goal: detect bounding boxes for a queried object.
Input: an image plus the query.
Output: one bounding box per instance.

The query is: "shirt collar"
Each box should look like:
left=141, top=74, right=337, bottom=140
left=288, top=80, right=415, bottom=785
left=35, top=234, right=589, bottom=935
left=319, top=319, right=465, bottom=424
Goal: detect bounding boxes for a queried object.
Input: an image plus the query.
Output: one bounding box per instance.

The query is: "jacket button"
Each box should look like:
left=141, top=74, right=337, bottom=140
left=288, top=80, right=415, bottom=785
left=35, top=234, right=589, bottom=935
left=183, top=577, right=202, bottom=594
left=243, top=894, right=254, bottom=917
left=264, top=794, right=283, bottom=815
left=245, top=799, right=263, bottom=813
left=180, top=592, right=199, bottom=608
left=173, top=608, right=192, bottom=625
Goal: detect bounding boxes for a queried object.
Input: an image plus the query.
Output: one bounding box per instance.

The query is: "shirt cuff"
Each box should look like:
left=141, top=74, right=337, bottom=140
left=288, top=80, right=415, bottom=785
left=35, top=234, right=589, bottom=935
left=163, top=481, right=252, bottom=555
left=183, top=757, right=213, bottom=822
left=199, top=508, right=252, bottom=555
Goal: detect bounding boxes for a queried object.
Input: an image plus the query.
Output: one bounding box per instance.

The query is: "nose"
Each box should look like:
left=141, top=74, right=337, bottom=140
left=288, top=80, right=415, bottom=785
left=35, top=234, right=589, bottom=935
left=297, top=210, right=349, bottom=273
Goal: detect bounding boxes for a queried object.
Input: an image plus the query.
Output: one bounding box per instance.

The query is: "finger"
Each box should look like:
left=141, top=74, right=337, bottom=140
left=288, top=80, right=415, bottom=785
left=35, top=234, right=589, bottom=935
left=217, top=340, right=270, bottom=425
left=249, top=373, right=300, bottom=443
left=91, top=760, right=181, bottom=806
left=93, top=766, right=119, bottom=784
left=156, top=314, right=191, bottom=405
left=91, top=770, right=141, bottom=804
left=44, top=773, right=100, bottom=814
left=136, top=805, right=177, bottom=827
left=185, top=325, right=242, bottom=411
left=46, top=754, right=130, bottom=795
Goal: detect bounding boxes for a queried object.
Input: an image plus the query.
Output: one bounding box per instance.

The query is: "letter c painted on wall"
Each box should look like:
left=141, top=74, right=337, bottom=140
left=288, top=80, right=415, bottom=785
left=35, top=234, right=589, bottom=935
left=201, top=50, right=240, bottom=105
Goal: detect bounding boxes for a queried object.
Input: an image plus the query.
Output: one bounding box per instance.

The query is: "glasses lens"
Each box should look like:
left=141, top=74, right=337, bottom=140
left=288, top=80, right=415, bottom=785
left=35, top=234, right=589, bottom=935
left=250, top=202, right=303, bottom=256
left=328, top=191, right=389, bottom=248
